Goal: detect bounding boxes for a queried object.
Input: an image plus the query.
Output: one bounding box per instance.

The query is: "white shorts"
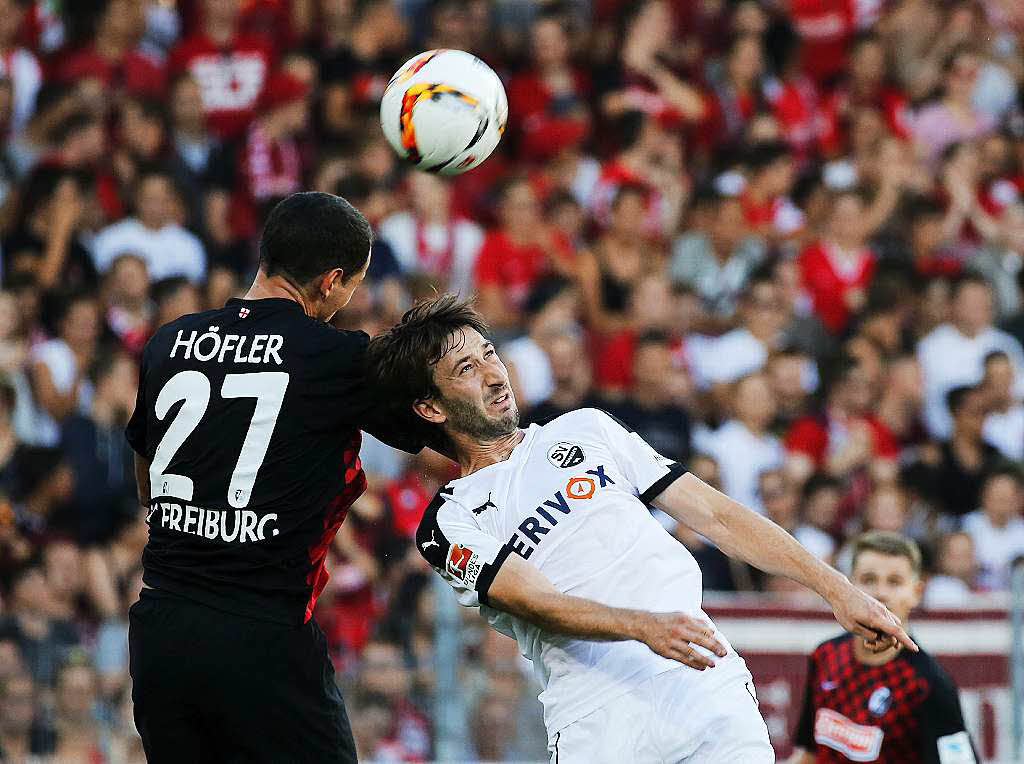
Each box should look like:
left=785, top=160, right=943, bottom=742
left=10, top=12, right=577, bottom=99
left=547, top=657, right=774, bottom=764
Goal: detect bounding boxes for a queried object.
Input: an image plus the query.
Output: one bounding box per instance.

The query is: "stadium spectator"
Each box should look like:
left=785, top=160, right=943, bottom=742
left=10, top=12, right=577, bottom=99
left=980, top=349, right=1024, bottom=461
left=474, top=176, right=571, bottom=329
left=793, top=474, right=843, bottom=562
left=28, top=291, right=101, bottom=446
left=169, top=0, right=275, bottom=140
left=378, top=171, right=484, bottom=296
left=687, top=273, right=789, bottom=394
left=785, top=354, right=900, bottom=487
left=693, top=371, right=784, bottom=512
left=669, top=190, right=767, bottom=316
left=918, top=273, right=1024, bottom=438
left=92, top=168, right=207, bottom=283
left=0, top=671, right=36, bottom=761
left=0, top=0, right=41, bottom=137
left=913, top=47, right=998, bottom=164
left=923, top=530, right=977, bottom=608
left=962, top=466, right=1024, bottom=591
left=907, top=384, right=1003, bottom=519
left=59, top=349, right=137, bottom=546
left=603, top=331, right=692, bottom=463
left=502, top=276, right=579, bottom=413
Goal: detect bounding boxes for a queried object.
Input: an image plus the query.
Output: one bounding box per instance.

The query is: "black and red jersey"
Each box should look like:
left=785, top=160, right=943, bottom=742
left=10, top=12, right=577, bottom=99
left=126, top=297, right=420, bottom=626
left=795, top=633, right=977, bottom=763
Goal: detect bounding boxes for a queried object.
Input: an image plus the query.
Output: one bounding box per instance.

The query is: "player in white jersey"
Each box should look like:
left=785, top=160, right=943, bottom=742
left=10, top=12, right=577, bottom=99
left=368, top=296, right=917, bottom=764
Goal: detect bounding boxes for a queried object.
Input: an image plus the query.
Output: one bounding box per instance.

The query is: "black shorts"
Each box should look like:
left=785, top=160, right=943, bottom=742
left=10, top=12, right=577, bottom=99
left=128, top=588, right=356, bottom=764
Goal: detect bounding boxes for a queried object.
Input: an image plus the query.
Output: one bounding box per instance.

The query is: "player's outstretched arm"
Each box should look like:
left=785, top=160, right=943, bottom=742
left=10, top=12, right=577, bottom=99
left=487, top=551, right=728, bottom=670
left=652, top=472, right=919, bottom=653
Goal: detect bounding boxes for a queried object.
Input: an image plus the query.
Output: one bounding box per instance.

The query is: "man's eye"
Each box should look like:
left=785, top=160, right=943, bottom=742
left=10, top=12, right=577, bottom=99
left=484, top=349, right=495, bottom=358
left=460, top=365, right=472, bottom=375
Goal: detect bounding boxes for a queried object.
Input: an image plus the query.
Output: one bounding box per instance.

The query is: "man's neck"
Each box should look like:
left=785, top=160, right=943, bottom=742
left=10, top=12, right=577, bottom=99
left=205, top=20, right=235, bottom=46
left=91, top=397, right=118, bottom=428
left=630, top=386, right=664, bottom=409
left=454, top=429, right=525, bottom=476
left=244, top=273, right=316, bottom=318
left=954, top=321, right=983, bottom=339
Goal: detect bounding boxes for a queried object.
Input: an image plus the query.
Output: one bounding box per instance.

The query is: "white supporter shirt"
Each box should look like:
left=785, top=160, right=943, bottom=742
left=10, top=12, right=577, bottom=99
left=961, top=510, right=1024, bottom=591
left=686, top=328, right=767, bottom=390
left=501, top=335, right=554, bottom=408
left=377, top=212, right=484, bottom=297
left=92, top=218, right=207, bottom=283
left=917, top=324, right=1024, bottom=439
left=415, top=409, right=734, bottom=737
left=982, top=404, right=1024, bottom=462
left=0, top=48, right=42, bottom=135
left=692, top=420, right=784, bottom=512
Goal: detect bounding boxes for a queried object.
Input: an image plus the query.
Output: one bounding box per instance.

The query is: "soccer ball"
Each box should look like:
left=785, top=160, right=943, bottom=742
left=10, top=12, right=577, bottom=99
left=380, top=49, right=507, bottom=175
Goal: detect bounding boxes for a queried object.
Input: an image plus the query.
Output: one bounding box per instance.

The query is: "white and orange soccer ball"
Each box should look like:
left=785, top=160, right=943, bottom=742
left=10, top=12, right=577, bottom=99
left=380, top=49, right=507, bottom=175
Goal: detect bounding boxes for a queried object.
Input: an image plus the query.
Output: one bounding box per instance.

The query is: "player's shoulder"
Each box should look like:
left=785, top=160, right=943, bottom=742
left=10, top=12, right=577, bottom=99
left=534, top=406, right=626, bottom=435
left=903, top=642, right=955, bottom=686
left=143, top=308, right=224, bottom=355
left=415, top=485, right=466, bottom=568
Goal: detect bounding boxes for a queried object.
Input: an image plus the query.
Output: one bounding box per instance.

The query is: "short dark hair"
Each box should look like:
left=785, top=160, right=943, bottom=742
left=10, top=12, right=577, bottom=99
left=258, top=192, right=373, bottom=287
left=150, top=276, right=192, bottom=307
left=946, top=384, right=979, bottom=415
left=851, top=530, right=922, bottom=576
left=984, top=349, right=1010, bottom=368
left=951, top=271, right=990, bottom=299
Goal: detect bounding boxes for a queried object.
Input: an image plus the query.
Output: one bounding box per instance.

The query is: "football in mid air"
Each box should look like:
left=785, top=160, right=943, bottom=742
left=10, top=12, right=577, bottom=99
left=380, top=49, right=507, bottom=175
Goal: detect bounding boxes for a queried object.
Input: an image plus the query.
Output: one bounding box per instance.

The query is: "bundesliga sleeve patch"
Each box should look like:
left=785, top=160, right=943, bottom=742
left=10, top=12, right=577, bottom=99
left=446, top=544, right=483, bottom=588
left=814, top=708, right=884, bottom=762
left=937, top=732, right=976, bottom=764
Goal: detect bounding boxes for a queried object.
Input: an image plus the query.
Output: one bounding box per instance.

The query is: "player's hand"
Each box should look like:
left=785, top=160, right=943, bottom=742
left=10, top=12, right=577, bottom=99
left=639, top=612, right=728, bottom=670
left=828, top=582, right=919, bottom=653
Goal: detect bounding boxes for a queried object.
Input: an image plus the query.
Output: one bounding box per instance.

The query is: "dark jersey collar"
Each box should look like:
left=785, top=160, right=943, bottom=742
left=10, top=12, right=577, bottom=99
left=226, top=297, right=306, bottom=314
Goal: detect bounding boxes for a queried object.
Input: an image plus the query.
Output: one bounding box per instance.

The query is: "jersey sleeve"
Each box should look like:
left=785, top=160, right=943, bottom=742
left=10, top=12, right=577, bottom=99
left=415, top=492, right=512, bottom=608
left=592, top=409, right=687, bottom=503
left=917, top=658, right=978, bottom=764
left=345, top=331, right=427, bottom=454
left=793, top=654, right=818, bottom=749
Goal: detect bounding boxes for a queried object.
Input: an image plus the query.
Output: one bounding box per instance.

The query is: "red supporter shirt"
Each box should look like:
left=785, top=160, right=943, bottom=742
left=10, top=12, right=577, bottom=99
left=798, top=240, right=877, bottom=333
left=818, top=85, right=911, bottom=155
left=506, top=70, right=590, bottom=162
left=765, top=76, right=824, bottom=157
left=385, top=472, right=432, bottom=540
left=787, top=0, right=881, bottom=84
left=474, top=230, right=564, bottom=313
left=169, top=33, right=275, bottom=139
left=54, top=46, right=167, bottom=96
left=785, top=413, right=900, bottom=466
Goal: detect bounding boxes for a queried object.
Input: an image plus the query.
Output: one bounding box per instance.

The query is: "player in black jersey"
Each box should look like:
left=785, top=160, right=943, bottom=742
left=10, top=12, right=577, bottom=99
left=125, top=192, right=423, bottom=763
left=792, top=531, right=977, bottom=764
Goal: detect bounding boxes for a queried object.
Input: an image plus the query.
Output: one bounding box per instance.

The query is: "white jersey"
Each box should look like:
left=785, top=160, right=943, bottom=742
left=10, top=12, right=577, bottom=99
left=415, top=408, right=736, bottom=736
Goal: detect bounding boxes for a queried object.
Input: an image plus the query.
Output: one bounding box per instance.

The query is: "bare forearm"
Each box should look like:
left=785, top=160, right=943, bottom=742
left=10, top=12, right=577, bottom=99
left=655, top=473, right=848, bottom=600
left=501, top=590, right=650, bottom=641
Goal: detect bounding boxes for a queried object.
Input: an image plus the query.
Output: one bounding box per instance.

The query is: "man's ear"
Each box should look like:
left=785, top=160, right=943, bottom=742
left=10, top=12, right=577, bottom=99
left=413, top=398, right=446, bottom=425
left=319, top=268, right=345, bottom=299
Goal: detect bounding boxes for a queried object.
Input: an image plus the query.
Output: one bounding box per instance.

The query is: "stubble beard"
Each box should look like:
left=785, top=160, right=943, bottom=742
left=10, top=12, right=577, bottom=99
left=442, top=394, right=520, bottom=441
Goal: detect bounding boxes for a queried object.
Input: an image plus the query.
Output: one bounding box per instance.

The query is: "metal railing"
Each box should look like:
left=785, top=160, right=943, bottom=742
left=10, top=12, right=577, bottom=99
left=1011, top=559, right=1024, bottom=763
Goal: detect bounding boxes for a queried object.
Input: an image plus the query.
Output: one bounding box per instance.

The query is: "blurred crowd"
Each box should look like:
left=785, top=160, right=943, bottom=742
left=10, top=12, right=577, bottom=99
left=0, top=0, right=1022, bottom=760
